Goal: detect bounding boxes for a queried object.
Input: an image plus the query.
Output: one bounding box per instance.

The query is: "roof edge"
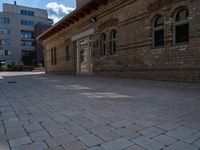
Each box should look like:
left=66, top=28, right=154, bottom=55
left=37, top=0, right=94, bottom=40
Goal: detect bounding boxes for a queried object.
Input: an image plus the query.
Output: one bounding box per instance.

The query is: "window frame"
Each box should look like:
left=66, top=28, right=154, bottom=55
left=110, top=30, right=117, bottom=55
left=100, top=33, right=107, bottom=56
left=0, top=18, right=10, bottom=24
left=21, top=40, right=35, bottom=47
left=21, top=31, right=34, bottom=39
left=0, top=49, right=4, bottom=56
left=0, top=39, right=11, bottom=45
left=21, top=10, right=35, bottom=16
left=152, top=15, right=164, bottom=48
left=173, top=7, right=189, bottom=45
left=53, top=47, right=57, bottom=65
left=0, top=50, right=11, bottom=56
left=4, top=50, right=8, bottom=56
left=0, top=28, right=10, bottom=34
left=51, top=48, right=57, bottom=66
left=66, top=45, right=70, bottom=62
left=21, top=20, right=34, bottom=26
left=51, top=48, right=54, bottom=65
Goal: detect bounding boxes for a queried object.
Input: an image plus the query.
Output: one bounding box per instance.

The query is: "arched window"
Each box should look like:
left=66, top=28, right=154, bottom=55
left=110, top=30, right=117, bottom=54
left=100, top=33, right=106, bottom=56
left=153, top=15, right=164, bottom=47
left=173, top=7, right=189, bottom=44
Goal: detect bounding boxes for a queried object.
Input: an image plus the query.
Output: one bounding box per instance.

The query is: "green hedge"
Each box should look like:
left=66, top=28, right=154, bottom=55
left=0, top=64, right=7, bottom=71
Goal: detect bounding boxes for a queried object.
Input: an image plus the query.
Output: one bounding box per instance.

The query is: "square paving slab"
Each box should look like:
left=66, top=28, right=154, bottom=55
left=0, top=72, right=200, bottom=150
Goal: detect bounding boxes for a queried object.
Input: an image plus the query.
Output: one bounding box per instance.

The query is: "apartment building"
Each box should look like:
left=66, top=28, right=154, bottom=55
left=0, top=2, right=52, bottom=65
left=38, top=0, right=200, bottom=82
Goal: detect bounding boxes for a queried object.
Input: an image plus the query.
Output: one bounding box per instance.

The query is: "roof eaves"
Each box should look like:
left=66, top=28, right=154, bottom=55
left=37, top=0, right=95, bottom=40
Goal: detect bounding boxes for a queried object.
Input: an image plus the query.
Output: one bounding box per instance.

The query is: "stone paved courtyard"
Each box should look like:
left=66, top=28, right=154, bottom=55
left=0, top=72, right=200, bottom=150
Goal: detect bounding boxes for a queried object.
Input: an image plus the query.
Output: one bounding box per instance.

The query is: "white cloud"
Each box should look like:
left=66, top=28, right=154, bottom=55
left=46, top=2, right=75, bottom=24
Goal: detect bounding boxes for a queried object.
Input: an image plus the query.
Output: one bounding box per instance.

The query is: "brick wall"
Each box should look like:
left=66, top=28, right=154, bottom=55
left=44, top=0, right=200, bottom=82
left=76, top=0, right=87, bottom=7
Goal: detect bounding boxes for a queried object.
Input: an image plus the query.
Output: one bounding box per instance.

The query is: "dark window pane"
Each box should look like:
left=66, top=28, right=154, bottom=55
left=100, top=33, right=106, bottom=56
left=109, top=41, right=112, bottom=54
left=66, top=46, right=69, bottom=61
left=51, top=48, right=53, bottom=65
left=4, top=50, right=8, bottom=56
left=21, top=31, right=34, bottom=39
left=54, top=48, right=57, bottom=65
left=175, top=24, right=189, bottom=43
left=154, top=29, right=164, bottom=47
left=103, top=43, right=106, bottom=55
left=110, top=41, right=116, bottom=54
left=113, top=32, right=116, bottom=38
left=0, top=18, right=9, bottom=24
left=176, top=9, right=188, bottom=21
left=103, top=34, right=106, bottom=41
left=110, top=30, right=117, bottom=55
left=80, top=50, right=84, bottom=63
left=111, top=30, right=117, bottom=39
left=113, top=41, right=116, bottom=53
left=155, top=16, right=164, bottom=27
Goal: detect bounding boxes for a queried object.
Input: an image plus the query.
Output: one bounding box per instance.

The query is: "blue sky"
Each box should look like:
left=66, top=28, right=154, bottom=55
left=0, top=0, right=76, bottom=23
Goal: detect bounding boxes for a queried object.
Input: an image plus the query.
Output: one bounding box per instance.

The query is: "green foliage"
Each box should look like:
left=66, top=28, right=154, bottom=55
left=31, top=64, right=39, bottom=69
left=0, top=63, right=7, bottom=71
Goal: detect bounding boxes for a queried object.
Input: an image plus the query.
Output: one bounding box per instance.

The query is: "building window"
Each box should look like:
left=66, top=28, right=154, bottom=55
left=51, top=47, right=57, bottom=65
left=153, top=15, right=164, bottom=47
left=20, top=10, right=27, bottom=15
left=0, top=39, right=11, bottom=45
left=21, top=31, right=34, bottom=39
left=0, top=49, right=4, bottom=55
left=21, top=40, right=35, bottom=46
left=0, top=49, right=11, bottom=56
left=22, top=50, right=34, bottom=57
left=110, top=30, right=117, bottom=54
left=21, top=10, right=35, bottom=16
left=0, top=29, right=10, bottom=34
left=51, top=48, right=54, bottom=65
left=100, top=33, right=106, bottom=56
left=54, top=48, right=57, bottom=65
left=0, top=18, right=10, bottom=24
left=4, top=50, right=11, bottom=56
left=173, top=7, right=189, bottom=44
left=21, top=20, right=34, bottom=26
left=66, top=46, right=70, bottom=62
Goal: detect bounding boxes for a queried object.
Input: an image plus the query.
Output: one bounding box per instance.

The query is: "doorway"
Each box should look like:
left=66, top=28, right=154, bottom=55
left=76, top=36, right=92, bottom=75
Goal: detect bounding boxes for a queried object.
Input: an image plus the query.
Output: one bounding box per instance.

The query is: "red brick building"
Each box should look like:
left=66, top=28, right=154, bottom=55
left=38, top=0, right=200, bottom=82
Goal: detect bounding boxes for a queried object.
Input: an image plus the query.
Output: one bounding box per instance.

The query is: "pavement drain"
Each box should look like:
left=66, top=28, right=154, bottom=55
left=7, top=81, right=17, bottom=84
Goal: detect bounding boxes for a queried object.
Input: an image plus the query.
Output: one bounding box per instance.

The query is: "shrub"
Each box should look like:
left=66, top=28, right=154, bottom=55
left=0, top=64, right=7, bottom=71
